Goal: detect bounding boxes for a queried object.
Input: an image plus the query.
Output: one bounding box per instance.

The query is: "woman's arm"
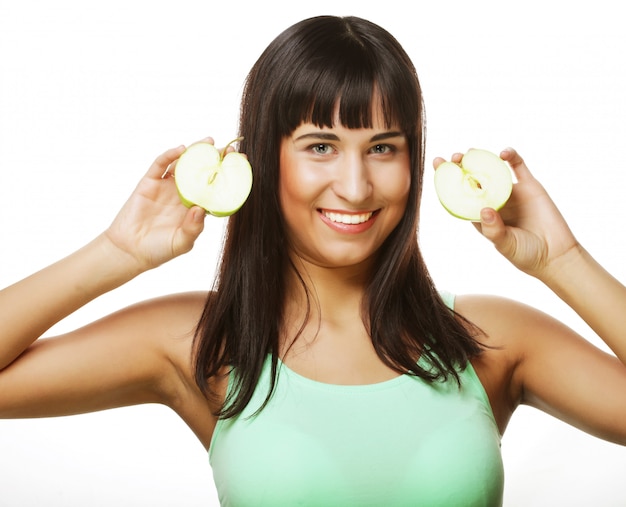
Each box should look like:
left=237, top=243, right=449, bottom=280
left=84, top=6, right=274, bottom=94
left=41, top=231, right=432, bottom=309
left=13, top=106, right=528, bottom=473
left=457, top=293, right=626, bottom=444
left=538, top=245, right=626, bottom=361
left=0, top=234, right=144, bottom=370
left=0, top=145, right=208, bottom=418
left=435, top=148, right=626, bottom=443
left=0, top=292, right=207, bottom=418
left=471, top=148, right=626, bottom=362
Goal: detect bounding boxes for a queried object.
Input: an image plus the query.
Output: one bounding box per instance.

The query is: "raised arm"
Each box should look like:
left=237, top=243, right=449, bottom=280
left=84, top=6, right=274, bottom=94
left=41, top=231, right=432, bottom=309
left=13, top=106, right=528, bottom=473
left=468, top=148, right=626, bottom=362
left=0, top=144, right=210, bottom=420
left=435, top=148, right=626, bottom=443
left=0, top=145, right=206, bottom=369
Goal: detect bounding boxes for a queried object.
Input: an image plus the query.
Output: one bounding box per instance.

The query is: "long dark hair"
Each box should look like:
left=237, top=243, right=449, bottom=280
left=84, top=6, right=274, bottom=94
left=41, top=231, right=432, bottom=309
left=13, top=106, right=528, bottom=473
left=193, top=16, right=484, bottom=419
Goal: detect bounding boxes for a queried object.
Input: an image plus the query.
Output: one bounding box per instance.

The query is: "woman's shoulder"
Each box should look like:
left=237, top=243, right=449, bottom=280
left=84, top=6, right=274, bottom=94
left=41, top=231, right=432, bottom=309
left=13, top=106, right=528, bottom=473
left=452, top=293, right=539, bottom=339
left=453, top=293, right=547, bottom=374
left=127, top=290, right=209, bottom=370
left=110, top=290, right=209, bottom=379
left=110, top=290, right=209, bottom=357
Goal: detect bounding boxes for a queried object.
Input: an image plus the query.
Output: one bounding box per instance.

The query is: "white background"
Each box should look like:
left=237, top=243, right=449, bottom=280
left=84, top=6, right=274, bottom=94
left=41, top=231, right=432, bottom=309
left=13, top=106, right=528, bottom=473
left=1, top=0, right=625, bottom=505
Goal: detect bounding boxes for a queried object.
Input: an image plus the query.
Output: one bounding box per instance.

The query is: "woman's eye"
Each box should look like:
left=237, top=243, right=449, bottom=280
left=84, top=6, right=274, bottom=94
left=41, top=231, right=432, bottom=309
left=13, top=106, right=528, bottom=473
left=311, top=143, right=332, bottom=155
left=371, top=144, right=394, bottom=154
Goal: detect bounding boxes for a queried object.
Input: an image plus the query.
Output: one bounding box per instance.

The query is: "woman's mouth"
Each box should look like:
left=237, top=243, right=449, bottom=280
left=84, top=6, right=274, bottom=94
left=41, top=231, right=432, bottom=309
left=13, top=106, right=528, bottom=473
left=321, top=210, right=374, bottom=224
left=318, top=209, right=380, bottom=233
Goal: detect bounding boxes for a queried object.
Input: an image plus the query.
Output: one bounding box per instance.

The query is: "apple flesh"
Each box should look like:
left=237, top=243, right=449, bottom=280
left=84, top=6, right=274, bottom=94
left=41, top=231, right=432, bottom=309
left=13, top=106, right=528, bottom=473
left=434, top=148, right=512, bottom=221
left=174, top=140, right=253, bottom=217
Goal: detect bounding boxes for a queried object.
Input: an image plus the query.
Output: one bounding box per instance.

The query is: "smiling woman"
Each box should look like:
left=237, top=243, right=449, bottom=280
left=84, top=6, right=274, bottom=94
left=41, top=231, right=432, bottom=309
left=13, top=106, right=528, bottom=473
left=2, top=11, right=626, bottom=507
left=193, top=16, right=487, bottom=428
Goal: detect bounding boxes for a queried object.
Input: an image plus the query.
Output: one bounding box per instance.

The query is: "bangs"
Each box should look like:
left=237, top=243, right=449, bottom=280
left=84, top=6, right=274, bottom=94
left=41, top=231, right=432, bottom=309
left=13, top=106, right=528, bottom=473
left=273, top=20, right=421, bottom=137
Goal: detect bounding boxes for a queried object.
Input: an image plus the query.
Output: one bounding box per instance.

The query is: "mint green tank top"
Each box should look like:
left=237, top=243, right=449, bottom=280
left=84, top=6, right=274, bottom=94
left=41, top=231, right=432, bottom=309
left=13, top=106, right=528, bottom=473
left=209, top=293, right=504, bottom=506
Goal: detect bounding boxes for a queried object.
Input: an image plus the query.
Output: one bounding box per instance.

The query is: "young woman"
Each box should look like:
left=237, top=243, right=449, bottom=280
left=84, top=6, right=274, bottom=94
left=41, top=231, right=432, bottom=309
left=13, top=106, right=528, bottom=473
left=1, top=15, right=625, bottom=506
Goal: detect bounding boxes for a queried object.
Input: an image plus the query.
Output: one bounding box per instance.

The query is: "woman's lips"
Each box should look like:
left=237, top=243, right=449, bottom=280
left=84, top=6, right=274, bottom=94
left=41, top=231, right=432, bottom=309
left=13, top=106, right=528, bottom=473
left=318, top=209, right=380, bottom=234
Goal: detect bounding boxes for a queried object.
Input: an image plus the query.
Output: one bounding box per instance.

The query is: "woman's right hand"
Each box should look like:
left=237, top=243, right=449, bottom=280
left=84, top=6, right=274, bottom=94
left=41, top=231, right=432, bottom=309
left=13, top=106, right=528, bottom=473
left=103, top=144, right=207, bottom=274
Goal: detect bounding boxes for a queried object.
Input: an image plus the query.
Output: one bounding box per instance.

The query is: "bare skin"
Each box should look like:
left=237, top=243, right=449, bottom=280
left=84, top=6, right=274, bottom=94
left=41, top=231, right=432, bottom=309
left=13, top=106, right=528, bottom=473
left=436, top=149, right=626, bottom=441
left=1, top=134, right=625, bottom=458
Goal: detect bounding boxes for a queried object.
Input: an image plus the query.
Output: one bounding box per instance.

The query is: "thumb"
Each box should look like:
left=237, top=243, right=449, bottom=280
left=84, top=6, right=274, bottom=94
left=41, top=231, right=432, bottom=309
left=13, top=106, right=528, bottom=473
left=477, top=208, right=516, bottom=257
left=176, top=206, right=206, bottom=255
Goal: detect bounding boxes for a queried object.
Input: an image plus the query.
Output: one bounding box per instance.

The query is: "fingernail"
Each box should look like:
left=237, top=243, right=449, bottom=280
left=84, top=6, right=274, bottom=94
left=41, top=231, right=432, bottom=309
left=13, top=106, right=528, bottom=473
left=481, top=208, right=495, bottom=224
left=194, top=207, right=206, bottom=222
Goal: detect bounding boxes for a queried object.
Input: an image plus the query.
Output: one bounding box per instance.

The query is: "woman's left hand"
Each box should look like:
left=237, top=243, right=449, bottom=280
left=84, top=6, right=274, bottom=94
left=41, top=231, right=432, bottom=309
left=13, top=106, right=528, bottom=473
left=433, top=148, right=579, bottom=280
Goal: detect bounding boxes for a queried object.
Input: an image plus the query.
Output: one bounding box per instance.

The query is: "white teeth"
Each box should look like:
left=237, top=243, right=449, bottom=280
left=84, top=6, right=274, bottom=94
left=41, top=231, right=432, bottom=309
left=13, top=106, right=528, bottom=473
left=323, top=211, right=373, bottom=224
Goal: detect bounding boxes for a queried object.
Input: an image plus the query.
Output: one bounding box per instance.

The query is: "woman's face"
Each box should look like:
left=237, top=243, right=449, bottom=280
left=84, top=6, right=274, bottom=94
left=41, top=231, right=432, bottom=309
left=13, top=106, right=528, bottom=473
left=278, top=106, right=411, bottom=271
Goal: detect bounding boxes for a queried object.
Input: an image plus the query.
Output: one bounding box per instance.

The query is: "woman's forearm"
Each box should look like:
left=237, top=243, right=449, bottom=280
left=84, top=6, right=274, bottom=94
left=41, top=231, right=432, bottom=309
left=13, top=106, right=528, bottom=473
left=541, top=244, right=626, bottom=362
left=0, top=233, right=143, bottom=370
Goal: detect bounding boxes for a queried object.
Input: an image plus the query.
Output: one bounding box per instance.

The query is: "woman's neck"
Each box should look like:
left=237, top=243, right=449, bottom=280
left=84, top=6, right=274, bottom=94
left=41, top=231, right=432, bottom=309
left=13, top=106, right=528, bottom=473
left=278, top=255, right=401, bottom=385
left=283, top=255, right=372, bottom=324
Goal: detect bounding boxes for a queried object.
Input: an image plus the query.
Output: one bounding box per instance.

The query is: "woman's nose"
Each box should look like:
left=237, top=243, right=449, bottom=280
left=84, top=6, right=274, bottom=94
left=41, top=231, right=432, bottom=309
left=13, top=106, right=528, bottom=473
left=333, top=154, right=372, bottom=203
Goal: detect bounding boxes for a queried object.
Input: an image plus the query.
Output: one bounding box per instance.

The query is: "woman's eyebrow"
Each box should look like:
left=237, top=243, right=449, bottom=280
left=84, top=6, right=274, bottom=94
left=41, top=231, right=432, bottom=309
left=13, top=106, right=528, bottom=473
left=294, top=132, right=340, bottom=142
left=294, top=130, right=404, bottom=142
left=370, top=131, right=404, bottom=142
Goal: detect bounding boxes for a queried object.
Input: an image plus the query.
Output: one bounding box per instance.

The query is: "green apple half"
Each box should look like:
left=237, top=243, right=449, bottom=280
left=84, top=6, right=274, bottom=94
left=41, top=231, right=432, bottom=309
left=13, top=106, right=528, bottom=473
left=434, top=148, right=513, bottom=221
left=174, top=140, right=253, bottom=217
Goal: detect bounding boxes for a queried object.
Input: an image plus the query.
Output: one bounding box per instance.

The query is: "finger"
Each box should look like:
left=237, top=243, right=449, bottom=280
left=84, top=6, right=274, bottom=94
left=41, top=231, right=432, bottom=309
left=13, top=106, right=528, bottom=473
left=451, top=152, right=463, bottom=164
left=433, top=156, right=446, bottom=169
left=477, top=207, right=516, bottom=258
left=500, top=147, right=534, bottom=182
left=149, top=145, right=186, bottom=179
left=175, top=206, right=206, bottom=255
left=193, top=136, right=215, bottom=146
left=433, top=152, right=463, bottom=170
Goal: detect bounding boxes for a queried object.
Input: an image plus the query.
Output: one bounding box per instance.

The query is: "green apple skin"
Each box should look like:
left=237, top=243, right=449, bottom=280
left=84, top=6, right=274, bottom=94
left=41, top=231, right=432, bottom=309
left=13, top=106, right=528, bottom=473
left=174, top=142, right=253, bottom=217
left=434, top=148, right=512, bottom=221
